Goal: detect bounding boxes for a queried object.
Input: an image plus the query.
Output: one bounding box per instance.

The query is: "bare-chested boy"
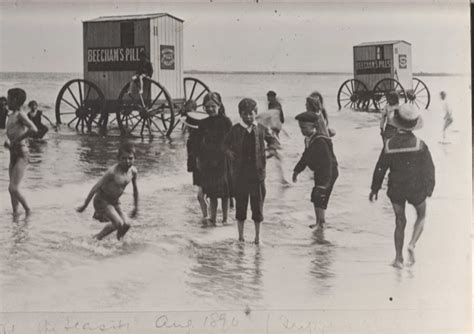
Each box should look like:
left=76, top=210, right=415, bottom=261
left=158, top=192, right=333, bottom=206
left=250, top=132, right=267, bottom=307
left=4, top=88, right=38, bottom=216
left=77, top=142, right=138, bottom=240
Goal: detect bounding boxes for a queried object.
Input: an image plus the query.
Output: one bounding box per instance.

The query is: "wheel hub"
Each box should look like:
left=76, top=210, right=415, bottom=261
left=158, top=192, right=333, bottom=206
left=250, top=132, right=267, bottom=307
left=406, top=89, right=416, bottom=101
left=75, top=106, right=89, bottom=119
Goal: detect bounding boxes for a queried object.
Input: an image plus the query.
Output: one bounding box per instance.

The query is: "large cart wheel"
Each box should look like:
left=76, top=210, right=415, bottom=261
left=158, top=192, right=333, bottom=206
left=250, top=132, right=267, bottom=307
left=116, top=77, right=175, bottom=137
left=372, top=78, right=407, bottom=111
left=337, top=79, right=370, bottom=111
left=184, top=77, right=211, bottom=111
left=407, top=78, right=430, bottom=109
left=55, top=79, right=106, bottom=132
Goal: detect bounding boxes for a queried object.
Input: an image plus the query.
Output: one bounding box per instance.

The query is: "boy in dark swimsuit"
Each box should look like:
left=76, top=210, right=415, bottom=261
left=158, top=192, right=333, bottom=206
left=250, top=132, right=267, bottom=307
left=77, top=142, right=139, bottom=240
left=5, top=88, right=38, bottom=216
left=27, top=100, right=57, bottom=139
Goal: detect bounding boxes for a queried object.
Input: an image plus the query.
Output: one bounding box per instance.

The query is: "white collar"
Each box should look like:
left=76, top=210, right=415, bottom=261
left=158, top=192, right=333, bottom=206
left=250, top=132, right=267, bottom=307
left=239, top=120, right=258, bottom=132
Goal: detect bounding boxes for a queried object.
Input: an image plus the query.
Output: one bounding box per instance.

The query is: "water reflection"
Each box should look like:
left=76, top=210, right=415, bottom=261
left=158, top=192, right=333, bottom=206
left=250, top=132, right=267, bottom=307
left=187, top=240, right=263, bottom=305
left=309, top=228, right=334, bottom=293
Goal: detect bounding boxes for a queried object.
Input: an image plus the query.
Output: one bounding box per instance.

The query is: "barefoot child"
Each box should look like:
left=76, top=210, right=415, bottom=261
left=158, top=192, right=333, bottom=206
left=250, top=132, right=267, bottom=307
left=5, top=88, right=38, bottom=216
left=225, top=98, right=279, bottom=244
left=369, top=104, right=435, bottom=268
left=292, top=111, right=338, bottom=229
left=77, top=142, right=138, bottom=240
left=440, top=91, right=453, bottom=141
left=127, top=50, right=153, bottom=97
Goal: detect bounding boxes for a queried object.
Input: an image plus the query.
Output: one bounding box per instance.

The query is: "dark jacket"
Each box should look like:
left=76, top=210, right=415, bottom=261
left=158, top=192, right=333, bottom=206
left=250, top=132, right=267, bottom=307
left=225, top=123, right=279, bottom=184
left=371, top=131, right=435, bottom=196
left=294, top=134, right=338, bottom=188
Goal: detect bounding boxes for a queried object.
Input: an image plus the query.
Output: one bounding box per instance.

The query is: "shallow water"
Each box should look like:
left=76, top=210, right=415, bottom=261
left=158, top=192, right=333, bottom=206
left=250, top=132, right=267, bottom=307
left=0, top=72, right=471, bottom=331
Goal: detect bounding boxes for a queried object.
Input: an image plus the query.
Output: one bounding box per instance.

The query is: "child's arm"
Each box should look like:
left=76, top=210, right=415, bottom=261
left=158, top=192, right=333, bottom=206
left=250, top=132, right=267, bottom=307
left=13, top=111, right=38, bottom=144
left=292, top=152, right=307, bottom=182
left=380, top=107, right=387, bottom=133
left=422, top=144, right=435, bottom=197
left=130, top=167, right=139, bottom=218
left=370, top=148, right=390, bottom=201
left=41, top=112, right=58, bottom=130
left=263, top=125, right=280, bottom=158
left=76, top=174, right=107, bottom=212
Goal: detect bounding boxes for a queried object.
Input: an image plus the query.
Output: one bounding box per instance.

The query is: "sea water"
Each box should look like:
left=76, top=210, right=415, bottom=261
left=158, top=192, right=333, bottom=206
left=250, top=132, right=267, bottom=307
left=0, top=72, right=470, bottom=331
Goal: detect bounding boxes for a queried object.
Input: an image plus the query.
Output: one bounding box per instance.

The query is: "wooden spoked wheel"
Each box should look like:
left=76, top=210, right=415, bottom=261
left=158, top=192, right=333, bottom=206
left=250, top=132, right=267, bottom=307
left=116, top=77, right=175, bottom=137
left=407, top=78, right=430, bottom=109
left=337, top=79, right=370, bottom=111
left=55, top=79, right=106, bottom=132
left=184, top=77, right=211, bottom=112
left=372, top=78, right=407, bottom=111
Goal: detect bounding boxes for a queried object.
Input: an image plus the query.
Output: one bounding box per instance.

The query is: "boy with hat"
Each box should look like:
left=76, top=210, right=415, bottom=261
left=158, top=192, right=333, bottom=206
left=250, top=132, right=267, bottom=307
left=293, top=111, right=338, bottom=230
left=370, top=104, right=435, bottom=268
left=224, top=98, right=279, bottom=244
left=4, top=88, right=38, bottom=216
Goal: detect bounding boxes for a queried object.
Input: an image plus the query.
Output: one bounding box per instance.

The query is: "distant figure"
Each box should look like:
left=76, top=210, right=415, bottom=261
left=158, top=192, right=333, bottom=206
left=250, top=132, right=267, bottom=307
left=305, top=91, right=336, bottom=138
left=224, top=98, right=279, bottom=244
left=370, top=104, right=435, bottom=269
left=440, top=91, right=453, bottom=142
left=266, top=90, right=284, bottom=136
left=77, top=142, right=139, bottom=241
left=4, top=88, right=38, bottom=216
left=0, top=96, right=8, bottom=129
left=27, top=100, right=57, bottom=139
left=196, top=92, right=232, bottom=226
left=293, top=111, right=338, bottom=230
left=185, top=99, right=209, bottom=221
left=379, top=91, right=400, bottom=142
left=127, top=50, right=153, bottom=96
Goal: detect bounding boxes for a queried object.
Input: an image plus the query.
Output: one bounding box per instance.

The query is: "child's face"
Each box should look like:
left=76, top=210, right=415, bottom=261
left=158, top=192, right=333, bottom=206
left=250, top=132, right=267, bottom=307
left=29, top=103, right=37, bottom=111
left=204, top=100, right=219, bottom=117
left=240, top=109, right=257, bottom=126
left=118, top=152, right=135, bottom=169
left=7, top=97, right=20, bottom=111
left=440, top=92, right=446, bottom=100
left=298, top=121, right=316, bottom=137
left=387, top=95, right=398, bottom=106
left=0, top=100, right=7, bottom=110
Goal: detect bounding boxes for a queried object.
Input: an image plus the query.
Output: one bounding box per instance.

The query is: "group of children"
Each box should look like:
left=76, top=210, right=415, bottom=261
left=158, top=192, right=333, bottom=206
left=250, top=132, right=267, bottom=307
left=3, top=86, right=448, bottom=267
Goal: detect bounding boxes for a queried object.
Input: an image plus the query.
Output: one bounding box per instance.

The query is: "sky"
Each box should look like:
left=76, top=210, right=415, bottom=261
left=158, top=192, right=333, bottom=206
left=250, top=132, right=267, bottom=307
left=0, top=0, right=470, bottom=73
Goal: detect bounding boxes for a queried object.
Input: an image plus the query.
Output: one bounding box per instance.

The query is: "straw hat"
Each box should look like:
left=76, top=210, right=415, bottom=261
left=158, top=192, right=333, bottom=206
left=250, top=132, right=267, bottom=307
left=389, top=103, right=423, bottom=131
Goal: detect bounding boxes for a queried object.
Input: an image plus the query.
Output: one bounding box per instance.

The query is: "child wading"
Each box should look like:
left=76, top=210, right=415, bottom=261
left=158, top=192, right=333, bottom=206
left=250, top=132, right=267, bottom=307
left=370, top=104, right=435, bottom=268
left=4, top=88, right=38, bottom=216
left=293, top=111, right=338, bottom=230
left=225, top=98, right=279, bottom=244
left=195, top=92, right=232, bottom=225
left=27, top=100, right=57, bottom=139
left=77, top=142, right=139, bottom=240
left=440, top=91, right=453, bottom=142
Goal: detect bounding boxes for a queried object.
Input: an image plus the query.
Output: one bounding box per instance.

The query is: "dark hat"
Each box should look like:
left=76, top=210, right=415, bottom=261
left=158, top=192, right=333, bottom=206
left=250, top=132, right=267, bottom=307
left=238, top=98, right=257, bottom=113
left=267, top=90, right=277, bottom=97
left=8, top=88, right=26, bottom=106
left=295, top=111, right=319, bottom=123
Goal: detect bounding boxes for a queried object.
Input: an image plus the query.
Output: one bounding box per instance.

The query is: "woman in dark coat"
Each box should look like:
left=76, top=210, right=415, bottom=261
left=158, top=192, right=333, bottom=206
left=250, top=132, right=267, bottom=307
left=196, top=92, right=232, bottom=225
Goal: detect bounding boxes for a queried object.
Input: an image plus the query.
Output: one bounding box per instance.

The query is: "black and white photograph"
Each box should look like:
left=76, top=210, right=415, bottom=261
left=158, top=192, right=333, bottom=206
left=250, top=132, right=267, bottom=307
left=0, top=0, right=471, bottom=333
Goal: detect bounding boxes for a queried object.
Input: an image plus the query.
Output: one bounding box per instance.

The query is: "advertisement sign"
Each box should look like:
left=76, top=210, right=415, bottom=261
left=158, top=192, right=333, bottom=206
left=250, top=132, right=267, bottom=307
left=355, top=59, right=391, bottom=75
left=160, top=45, right=175, bottom=70
left=398, top=54, right=407, bottom=69
left=87, top=46, right=145, bottom=71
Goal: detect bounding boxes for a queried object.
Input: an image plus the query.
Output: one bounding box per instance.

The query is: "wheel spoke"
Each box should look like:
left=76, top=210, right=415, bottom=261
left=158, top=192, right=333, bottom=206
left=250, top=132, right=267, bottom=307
left=149, top=90, right=164, bottom=109
left=140, top=118, right=146, bottom=136
left=67, top=86, right=81, bottom=108
left=189, top=81, right=198, bottom=99
left=129, top=117, right=143, bottom=133
left=84, top=84, right=92, bottom=102
left=341, top=90, right=351, bottom=98
left=413, top=100, right=420, bottom=109
left=344, top=100, right=351, bottom=108
left=61, top=112, right=77, bottom=115
left=61, top=98, right=78, bottom=110
left=67, top=116, right=78, bottom=127
left=78, top=81, right=83, bottom=105
left=150, top=118, right=166, bottom=136
left=413, top=80, right=421, bottom=93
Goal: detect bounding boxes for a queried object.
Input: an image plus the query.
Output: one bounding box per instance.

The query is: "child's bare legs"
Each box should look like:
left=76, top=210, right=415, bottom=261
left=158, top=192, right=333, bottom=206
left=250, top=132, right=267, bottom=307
left=406, top=201, right=426, bottom=266
left=115, top=205, right=130, bottom=240
left=209, top=197, right=218, bottom=225
left=138, top=75, right=144, bottom=94
left=237, top=220, right=245, bottom=242
left=9, top=157, right=30, bottom=216
left=310, top=204, right=326, bottom=229
left=94, top=205, right=124, bottom=240
left=197, top=186, right=208, bottom=219
left=254, top=221, right=261, bottom=244
left=222, top=197, right=229, bottom=223
left=391, top=202, right=407, bottom=268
